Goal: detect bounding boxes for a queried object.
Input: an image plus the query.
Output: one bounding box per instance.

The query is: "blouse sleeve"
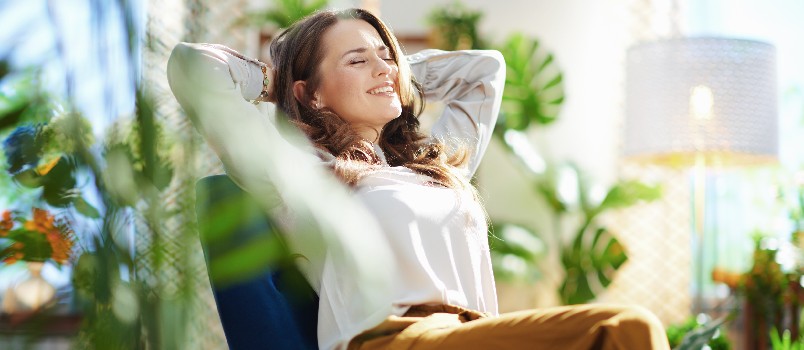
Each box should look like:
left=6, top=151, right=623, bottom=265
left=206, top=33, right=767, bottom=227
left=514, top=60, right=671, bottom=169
left=166, top=43, right=397, bottom=326
left=407, top=49, right=506, bottom=177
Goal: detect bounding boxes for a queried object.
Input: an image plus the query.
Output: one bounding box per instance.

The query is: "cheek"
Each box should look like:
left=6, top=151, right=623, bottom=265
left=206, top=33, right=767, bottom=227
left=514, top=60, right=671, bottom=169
left=320, top=71, right=363, bottom=106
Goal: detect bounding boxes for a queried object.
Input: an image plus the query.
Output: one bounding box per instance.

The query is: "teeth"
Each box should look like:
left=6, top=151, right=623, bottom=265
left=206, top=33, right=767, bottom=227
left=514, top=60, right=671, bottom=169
left=368, top=86, right=394, bottom=94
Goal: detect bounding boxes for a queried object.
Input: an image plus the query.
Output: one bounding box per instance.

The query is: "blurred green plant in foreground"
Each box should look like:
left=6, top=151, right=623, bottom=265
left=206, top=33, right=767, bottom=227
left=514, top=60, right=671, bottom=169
left=0, top=1, right=211, bottom=348
left=666, top=315, right=732, bottom=350
left=771, top=327, right=804, bottom=350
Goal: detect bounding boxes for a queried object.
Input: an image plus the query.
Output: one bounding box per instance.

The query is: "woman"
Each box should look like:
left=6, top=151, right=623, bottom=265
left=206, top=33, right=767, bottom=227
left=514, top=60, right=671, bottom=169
left=168, top=8, right=670, bottom=350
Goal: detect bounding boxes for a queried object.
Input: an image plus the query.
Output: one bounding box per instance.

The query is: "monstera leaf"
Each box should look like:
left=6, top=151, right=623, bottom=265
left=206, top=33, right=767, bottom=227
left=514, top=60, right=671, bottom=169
left=558, top=176, right=660, bottom=305
left=496, top=33, right=565, bottom=131
left=596, top=180, right=663, bottom=215
left=490, top=223, right=546, bottom=281
left=560, top=225, right=627, bottom=305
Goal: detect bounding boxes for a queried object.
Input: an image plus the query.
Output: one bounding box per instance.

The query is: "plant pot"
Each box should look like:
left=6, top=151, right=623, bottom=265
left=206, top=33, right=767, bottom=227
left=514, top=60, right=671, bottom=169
left=2, top=261, right=56, bottom=313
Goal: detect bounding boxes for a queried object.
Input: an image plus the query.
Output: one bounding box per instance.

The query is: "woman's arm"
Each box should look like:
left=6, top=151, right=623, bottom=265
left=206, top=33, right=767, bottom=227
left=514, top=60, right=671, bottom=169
left=167, top=43, right=285, bottom=206
left=167, top=43, right=396, bottom=328
left=407, top=49, right=506, bottom=177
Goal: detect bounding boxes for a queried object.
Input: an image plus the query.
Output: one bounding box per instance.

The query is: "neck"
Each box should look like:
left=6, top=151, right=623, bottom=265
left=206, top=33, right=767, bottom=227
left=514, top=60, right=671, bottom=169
left=356, top=126, right=381, bottom=143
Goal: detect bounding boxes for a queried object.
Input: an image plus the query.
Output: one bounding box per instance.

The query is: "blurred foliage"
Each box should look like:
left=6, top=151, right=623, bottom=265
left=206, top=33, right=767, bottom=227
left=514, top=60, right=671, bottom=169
left=558, top=178, right=661, bottom=303
left=427, top=2, right=486, bottom=50
left=0, top=0, right=209, bottom=348
left=771, top=327, right=804, bottom=350
left=0, top=208, right=76, bottom=264
left=546, top=164, right=661, bottom=304
left=2, top=115, right=98, bottom=214
left=237, top=0, right=328, bottom=29
left=497, top=34, right=564, bottom=130
left=735, top=234, right=804, bottom=350
left=0, top=70, right=55, bottom=131
left=428, top=1, right=661, bottom=305
left=73, top=234, right=139, bottom=349
left=742, top=236, right=788, bottom=325
left=490, top=223, right=546, bottom=281
left=103, top=105, right=176, bottom=204
left=666, top=316, right=732, bottom=350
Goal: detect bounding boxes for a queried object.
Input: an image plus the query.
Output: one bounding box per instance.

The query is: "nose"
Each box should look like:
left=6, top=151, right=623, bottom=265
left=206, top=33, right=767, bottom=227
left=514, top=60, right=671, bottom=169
left=374, top=57, right=396, bottom=77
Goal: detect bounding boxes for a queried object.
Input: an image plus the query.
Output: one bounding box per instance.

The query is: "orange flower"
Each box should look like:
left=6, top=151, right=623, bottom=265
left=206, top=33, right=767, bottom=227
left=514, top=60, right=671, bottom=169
left=25, top=208, right=55, bottom=233
left=3, top=208, right=75, bottom=264
left=4, top=252, right=24, bottom=265
left=45, top=227, right=74, bottom=264
left=1, top=210, right=11, bottom=225
left=0, top=210, right=12, bottom=235
left=36, top=156, right=61, bottom=176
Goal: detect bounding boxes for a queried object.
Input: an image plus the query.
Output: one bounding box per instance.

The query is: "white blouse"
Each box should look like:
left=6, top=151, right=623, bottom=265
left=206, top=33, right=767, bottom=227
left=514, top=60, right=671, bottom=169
left=167, top=43, right=506, bottom=350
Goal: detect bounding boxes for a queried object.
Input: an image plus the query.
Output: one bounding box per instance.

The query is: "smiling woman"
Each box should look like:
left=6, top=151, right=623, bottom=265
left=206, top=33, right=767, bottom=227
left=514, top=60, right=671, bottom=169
left=297, top=19, right=402, bottom=140
left=167, top=7, right=670, bottom=350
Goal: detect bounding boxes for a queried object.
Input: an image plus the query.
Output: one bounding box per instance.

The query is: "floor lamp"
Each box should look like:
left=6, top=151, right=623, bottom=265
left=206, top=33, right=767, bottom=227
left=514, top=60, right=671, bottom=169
left=623, top=37, right=778, bottom=314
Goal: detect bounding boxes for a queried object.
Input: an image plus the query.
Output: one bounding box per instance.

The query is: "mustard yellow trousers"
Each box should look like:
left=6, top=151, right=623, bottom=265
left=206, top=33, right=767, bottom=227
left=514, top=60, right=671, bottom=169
left=348, top=304, right=671, bottom=350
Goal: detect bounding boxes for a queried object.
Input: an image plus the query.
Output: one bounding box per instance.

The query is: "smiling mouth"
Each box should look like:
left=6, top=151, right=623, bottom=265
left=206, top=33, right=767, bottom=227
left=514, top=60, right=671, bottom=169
left=367, top=86, right=396, bottom=96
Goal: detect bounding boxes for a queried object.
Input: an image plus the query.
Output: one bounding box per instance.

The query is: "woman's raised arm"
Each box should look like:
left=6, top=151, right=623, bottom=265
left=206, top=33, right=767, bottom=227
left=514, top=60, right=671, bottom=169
left=407, top=49, right=506, bottom=177
left=167, top=43, right=397, bottom=334
left=167, top=42, right=286, bottom=207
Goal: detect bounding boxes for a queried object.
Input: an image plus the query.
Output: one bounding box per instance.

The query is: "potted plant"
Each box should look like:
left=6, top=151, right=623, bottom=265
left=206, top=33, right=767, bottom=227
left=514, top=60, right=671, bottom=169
left=1, top=207, right=75, bottom=313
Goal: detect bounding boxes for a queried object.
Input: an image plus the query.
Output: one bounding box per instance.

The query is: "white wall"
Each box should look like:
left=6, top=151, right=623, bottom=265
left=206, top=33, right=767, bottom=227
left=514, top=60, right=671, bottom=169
left=375, top=0, right=631, bottom=188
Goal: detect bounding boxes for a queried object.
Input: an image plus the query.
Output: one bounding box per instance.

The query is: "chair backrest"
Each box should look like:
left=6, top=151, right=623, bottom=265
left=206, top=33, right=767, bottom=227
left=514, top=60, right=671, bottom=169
left=195, top=175, right=318, bottom=350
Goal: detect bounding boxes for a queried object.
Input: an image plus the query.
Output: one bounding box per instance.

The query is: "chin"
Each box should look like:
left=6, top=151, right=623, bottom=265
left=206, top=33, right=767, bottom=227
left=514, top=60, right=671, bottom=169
left=385, top=108, right=403, bottom=122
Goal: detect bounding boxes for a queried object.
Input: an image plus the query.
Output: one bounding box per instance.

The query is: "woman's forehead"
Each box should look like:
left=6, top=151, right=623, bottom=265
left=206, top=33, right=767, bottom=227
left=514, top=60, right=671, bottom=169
left=323, top=19, right=385, bottom=56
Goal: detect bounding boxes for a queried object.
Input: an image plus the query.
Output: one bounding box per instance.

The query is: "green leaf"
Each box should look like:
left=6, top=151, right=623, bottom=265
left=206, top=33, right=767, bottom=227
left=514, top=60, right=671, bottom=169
left=496, top=33, right=564, bottom=131
left=560, top=225, right=628, bottom=305
left=542, top=73, right=563, bottom=90
left=0, top=59, right=9, bottom=80
left=74, top=195, right=101, bottom=218
left=674, top=317, right=728, bottom=350
left=207, top=234, right=286, bottom=287
left=0, top=101, right=28, bottom=132
left=597, top=180, right=662, bottom=213
left=490, top=223, right=545, bottom=282
left=240, top=0, right=329, bottom=29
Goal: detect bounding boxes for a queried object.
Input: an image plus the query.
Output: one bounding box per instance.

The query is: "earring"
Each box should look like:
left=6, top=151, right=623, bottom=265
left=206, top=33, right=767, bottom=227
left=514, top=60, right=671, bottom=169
left=313, top=93, right=323, bottom=110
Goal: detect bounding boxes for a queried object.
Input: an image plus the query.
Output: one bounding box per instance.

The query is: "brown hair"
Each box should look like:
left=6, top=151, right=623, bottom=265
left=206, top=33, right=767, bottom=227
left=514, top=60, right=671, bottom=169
left=270, top=8, right=470, bottom=189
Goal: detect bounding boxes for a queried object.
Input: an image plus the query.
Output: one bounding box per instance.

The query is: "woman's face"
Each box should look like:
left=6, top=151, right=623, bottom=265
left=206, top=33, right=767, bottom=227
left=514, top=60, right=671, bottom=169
left=313, top=19, right=402, bottom=141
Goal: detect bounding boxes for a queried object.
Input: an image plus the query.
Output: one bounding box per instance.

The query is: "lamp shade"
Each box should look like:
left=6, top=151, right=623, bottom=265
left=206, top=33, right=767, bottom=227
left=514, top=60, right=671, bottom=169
left=624, top=37, right=777, bottom=167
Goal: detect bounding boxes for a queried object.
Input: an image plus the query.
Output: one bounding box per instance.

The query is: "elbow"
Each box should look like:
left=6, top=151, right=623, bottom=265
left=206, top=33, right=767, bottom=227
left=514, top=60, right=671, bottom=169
left=481, top=50, right=506, bottom=85
left=167, top=42, right=204, bottom=82
left=482, top=50, right=506, bottom=70
left=169, top=42, right=223, bottom=68
left=459, top=50, right=506, bottom=87
left=465, top=50, right=506, bottom=95
left=167, top=42, right=235, bottom=96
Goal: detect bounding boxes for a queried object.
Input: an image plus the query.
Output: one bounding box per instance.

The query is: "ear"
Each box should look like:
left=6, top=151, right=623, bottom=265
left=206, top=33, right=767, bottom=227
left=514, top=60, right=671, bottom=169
left=294, top=80, right=324, bottom=109
left=292, top=80, right=308, bottom=104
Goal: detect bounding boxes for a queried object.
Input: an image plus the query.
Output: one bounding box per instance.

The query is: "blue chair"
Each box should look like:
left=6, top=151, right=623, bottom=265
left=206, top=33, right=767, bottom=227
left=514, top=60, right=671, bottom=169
left=195, top=175, right=319, bottom=350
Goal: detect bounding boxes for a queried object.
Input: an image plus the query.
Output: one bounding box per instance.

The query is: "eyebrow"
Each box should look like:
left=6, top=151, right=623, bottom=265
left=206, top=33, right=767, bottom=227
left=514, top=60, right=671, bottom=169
left=341, top=45, right=389, bottom=59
